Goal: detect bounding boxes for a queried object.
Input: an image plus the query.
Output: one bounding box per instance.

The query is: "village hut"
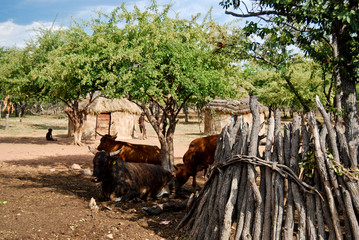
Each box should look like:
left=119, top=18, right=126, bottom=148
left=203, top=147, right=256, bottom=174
left=68, top=97, right=142, bottom=139
left=204, top=96, right=268, bottom=135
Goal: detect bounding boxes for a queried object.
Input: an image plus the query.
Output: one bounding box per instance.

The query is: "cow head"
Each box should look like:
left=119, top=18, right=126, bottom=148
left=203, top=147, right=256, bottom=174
left=174, top=164, right=189, bottom=191
left=97, top=134, right=118, bottom=151
left=88, top=146, right=121, bottom=183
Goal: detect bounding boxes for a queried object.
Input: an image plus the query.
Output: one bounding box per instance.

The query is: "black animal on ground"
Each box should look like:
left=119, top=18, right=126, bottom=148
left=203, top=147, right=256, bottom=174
left=89, top=147, right=173, bottom=201
left=46, top=128, right=56, bottom=141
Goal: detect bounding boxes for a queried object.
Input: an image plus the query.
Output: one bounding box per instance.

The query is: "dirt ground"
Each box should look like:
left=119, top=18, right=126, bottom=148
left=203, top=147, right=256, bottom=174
left=0, top=117, right=207, bottom=240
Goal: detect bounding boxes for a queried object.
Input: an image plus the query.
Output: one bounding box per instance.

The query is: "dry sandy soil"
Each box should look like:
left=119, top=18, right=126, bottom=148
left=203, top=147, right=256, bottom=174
left=0, top=116, right=207, bottom=240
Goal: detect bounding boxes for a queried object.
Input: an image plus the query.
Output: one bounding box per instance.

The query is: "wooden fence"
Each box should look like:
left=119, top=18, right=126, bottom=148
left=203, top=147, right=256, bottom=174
left=177, top=96, right=359, bottom=240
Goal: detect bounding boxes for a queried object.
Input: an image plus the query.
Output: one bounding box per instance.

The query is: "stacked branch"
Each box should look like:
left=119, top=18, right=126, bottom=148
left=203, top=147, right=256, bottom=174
left=177, top=95, right=359, bottom=239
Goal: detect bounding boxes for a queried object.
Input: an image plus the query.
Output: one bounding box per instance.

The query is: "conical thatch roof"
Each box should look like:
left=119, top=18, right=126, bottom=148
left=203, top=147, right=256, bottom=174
left=84, top=97, right=142, bottom=115
left=207, top=96, right=267, bottom=114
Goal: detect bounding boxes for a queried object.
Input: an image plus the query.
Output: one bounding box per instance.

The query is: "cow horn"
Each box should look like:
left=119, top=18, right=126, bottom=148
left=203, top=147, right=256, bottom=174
left=109, top=148, right=122, bottom=157
left=95, top=131, right=104, bottom=137
left=88, top=146, right=98, bottom=155
left=110, top=133, right=118, bottom=139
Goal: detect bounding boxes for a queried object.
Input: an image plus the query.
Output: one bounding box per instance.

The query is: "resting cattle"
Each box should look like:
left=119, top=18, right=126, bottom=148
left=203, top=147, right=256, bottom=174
left=97, top=134, right=161, bottom=165
left=89, top=147, right=173, bottom=201
left=175, top=134, right=219, bottom=191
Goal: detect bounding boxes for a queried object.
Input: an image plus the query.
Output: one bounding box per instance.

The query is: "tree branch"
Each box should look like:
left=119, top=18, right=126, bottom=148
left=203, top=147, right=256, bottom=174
left=253, top=51, right=310, bottom=112
left=225, top=10, right=281, bottom=18
left=175, top=93, right=193, bottom=117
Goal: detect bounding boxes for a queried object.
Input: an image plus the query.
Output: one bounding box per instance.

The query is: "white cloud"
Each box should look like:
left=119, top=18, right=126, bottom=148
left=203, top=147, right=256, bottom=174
left=0, top=1, right=233, bottom=49
left=0, top=20, right=59, bottom=48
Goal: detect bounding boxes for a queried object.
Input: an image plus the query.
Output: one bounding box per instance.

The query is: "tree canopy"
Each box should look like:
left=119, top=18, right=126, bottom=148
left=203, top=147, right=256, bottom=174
left=2, top=2, right=241, bottom=167
left=220, top=0, right=359, bottom=170
left=220, top=0, right=358, bottom=108
left=28, top=22, right=120, bottom=144
left=90, top=2, right=241, bottom=169
left=243, top=56, right=329, bottom=115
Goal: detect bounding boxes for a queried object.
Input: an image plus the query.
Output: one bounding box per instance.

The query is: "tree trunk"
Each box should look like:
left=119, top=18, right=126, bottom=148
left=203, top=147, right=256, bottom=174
left=333, top=22, right=359, bottom=168
left=137, top=101, right=179, bottom=172
left=72, top=119, right=84, bottom=146
left=5, top=112, right=9, bottom=130
left=64, top=101, right=86, bottom=146
left=158, top=124, right=176, bottom=171
left=167, top=119, right=176, bottom=171
left=159, top=139, right=171, bottom=171
left=19, top=102, right=26, bottom=121
left=183, top=104, right=189, bottom=123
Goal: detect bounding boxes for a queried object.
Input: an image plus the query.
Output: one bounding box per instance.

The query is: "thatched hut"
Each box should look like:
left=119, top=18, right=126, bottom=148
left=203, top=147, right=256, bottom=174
left=68, top=97, right=142, bottom=139
left=204, top=96, right=267, bottom=134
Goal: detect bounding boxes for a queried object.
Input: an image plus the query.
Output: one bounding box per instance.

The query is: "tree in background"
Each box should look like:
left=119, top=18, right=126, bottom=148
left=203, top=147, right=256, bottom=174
left=217, top=19, right=316, bottom=112
left=93, top=2, right=241, bottom=170
left=0, top=47, right=41, bottom=124
left=30, top=23, right=117, bottom=145
left=220, top=0, right=359, bottom=165
left=243, top=57, right=328, bottom=117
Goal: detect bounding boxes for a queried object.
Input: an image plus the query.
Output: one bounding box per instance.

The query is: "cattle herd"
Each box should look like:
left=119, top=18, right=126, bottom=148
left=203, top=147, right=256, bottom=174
left=88, top=133, right=219, bottom=202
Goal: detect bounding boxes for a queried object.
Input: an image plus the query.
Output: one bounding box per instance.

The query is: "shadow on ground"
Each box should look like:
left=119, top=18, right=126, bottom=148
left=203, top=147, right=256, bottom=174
left=0, top=135, right=95, bottom=146
left=0, top=154, right=192, bottom=239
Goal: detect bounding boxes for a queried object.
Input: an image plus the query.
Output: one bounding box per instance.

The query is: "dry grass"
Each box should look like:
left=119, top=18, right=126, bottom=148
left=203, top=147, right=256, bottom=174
left=0, top=113, right=206, bottom=149
left=0, top=114, right=68, bottom=136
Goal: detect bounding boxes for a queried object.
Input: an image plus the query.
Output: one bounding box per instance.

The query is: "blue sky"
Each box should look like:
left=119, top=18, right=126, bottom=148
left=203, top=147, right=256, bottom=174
left=0, top=0, right=234, bottom=48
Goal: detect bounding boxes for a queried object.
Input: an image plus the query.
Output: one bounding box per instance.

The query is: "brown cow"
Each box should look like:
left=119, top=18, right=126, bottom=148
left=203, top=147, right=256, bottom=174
left=175, top=134, right=219, bottom=191
left=89, top=147, right=173, bottom=201
left=96, top=134, right=161, bottom=165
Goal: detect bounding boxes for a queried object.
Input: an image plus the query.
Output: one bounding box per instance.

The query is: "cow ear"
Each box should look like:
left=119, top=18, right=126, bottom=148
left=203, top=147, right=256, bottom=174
left=109, top=133, right=117, bottom=140
left=88, top=146, right=98, bottom=155
left=109, top=148, right=121, bottom=157
left=174, top=164, right=178, bottom=170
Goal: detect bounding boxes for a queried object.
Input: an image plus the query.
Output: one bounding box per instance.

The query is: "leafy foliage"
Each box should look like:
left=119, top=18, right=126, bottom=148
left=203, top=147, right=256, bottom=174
left=243, top=57, right=327, bottom=111
left=95, top=3, right=240, bottom=110
left=86, top=2, right=241, bottom=169
left=0, top=47, right=42, bottom=109
left=32, top=24, right=114, bottom=104
left=220, top=0, right=359, bottom=117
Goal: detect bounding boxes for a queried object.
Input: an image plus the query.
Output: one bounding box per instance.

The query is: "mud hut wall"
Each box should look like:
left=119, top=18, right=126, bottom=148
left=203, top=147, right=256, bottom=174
left=204, top=110, right=266, bottom=135
left=82, top=114, right=97, bottom=139
left=204, top=110, right=230, bottom=134
left=110, top=111, right=139, bottom=139
left=68, top=112, right=140, bottom=140
left=68, top=114, right=102, bottom=139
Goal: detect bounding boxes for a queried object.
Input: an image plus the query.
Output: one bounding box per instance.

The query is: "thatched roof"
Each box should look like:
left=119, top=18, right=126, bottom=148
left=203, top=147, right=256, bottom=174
left=206, top=96, right=267, bottom=115
left=84, top=97, right=142, bottom=115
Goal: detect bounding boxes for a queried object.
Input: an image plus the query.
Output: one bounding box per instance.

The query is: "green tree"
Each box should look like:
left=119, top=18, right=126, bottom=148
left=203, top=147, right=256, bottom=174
left=220, top=0, right=359, bottom=165
left=94, top=3, right=240, bottom=170
left=218, top=22, right=315, bottom=112
left=31, top=23, right=117, bottom=145
left=0, top=47, right=40, bottom=125
left=244, top=57, right=328, bottom=116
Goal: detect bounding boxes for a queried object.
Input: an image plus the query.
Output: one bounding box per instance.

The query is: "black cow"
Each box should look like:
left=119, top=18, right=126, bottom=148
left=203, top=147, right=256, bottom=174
left=89, top=147, right=173, bottom=201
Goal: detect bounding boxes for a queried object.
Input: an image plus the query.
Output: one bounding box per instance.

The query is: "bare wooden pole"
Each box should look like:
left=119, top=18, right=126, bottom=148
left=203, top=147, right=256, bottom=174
left=272, top=109, right=284, bottom=240
left=262, top=116, right=274, bottom=240
left=308, top=112, right=343, bottom=240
